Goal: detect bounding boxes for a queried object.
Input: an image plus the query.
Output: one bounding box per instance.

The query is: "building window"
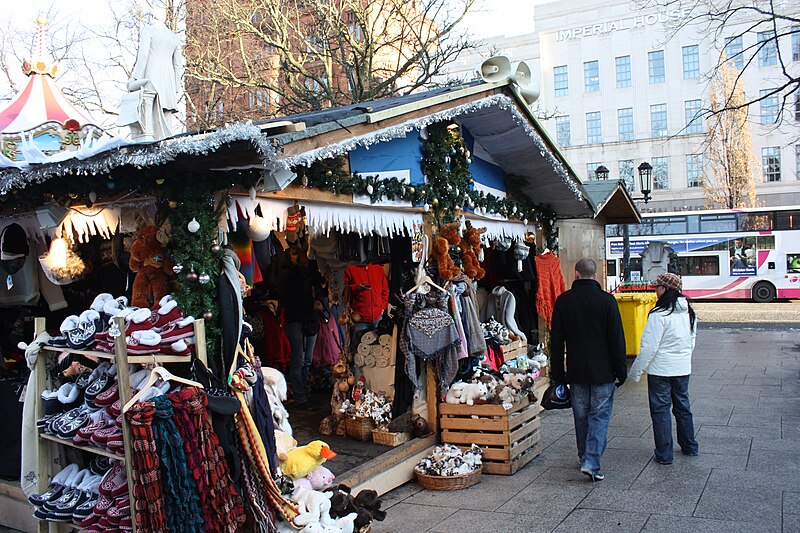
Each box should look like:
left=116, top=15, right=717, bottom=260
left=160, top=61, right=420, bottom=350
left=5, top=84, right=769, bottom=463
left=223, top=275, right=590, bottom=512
left=682, top=45, right=700, bottom=79
left=648, top=50, right=665, bottom=83
left=651, top=103, right=668, bottom=138
left=725, top=36, right=744, bottom=70
left=758, top=31, right=777, bottom=66
left=619, top=159, right=635, bottom=192
left=684, top=99, right=703, bottom=134
left=793, top=26, right=800, bottom=61
left=615, top=56, right=631, bottom=88
left=652, top=156, right=670, bottom=190
left=760, top=90, right=779, bottom=125
left=618, top=108, right=634, bottom=141
left=586, top=162, right=601, bottom=180
left=796, top=93, right=800, bottom=121
left=586, top=111, right=602, bottom=144
left=584, top=60, right=599, bottom=93
left=762, top=147, right=781, bottom=181
left=555, top=116, right=571, bottom=147
left=346, top=11, right=363, bottom=41
left=796, top=145, right=800, bottom=179
left=554, top=65, right=568, bottom=96
left=248, top=88, right=270, bottom=110
left=686, top=154, right=703, bottom=188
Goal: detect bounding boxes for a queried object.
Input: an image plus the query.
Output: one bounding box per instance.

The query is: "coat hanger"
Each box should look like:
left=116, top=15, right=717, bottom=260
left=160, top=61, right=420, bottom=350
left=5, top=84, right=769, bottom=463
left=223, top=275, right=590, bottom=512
left=405, top=274, right=446, bottom=295
left=122, top=365, right=204, bottom=413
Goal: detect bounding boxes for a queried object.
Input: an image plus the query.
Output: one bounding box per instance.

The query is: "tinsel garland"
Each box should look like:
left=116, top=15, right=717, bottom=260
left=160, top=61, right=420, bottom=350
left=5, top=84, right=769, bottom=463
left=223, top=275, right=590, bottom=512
left=0, top=123, right=279, bottom=196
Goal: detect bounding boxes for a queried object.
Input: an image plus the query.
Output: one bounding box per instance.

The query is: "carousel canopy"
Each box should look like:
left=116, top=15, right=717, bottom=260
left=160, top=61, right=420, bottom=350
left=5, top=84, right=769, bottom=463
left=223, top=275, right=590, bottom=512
left=0, top=17, right=95, bottom=134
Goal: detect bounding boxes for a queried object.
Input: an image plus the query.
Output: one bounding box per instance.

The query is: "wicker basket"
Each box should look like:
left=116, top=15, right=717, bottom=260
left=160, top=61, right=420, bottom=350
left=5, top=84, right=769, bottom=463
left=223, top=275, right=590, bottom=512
left=345, top=416, right=375, bottom=441
left=415, top=467, right=482, bottom=491
left=371, top=430, right=411, bottom=447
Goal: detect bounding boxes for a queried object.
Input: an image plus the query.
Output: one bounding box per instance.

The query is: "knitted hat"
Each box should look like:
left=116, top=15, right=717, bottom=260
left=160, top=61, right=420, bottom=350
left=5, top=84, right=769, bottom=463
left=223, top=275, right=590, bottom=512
left=0, top=223, right=28, bottom=260
left=654, top=272, right=682, bottom=292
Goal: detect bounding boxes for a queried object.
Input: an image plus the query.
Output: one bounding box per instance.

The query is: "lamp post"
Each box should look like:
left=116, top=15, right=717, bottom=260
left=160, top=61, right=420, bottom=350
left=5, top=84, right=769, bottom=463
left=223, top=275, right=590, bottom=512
left=595, top=165, right=609, bottom=181
left=618, top=162, right=654, bottom=283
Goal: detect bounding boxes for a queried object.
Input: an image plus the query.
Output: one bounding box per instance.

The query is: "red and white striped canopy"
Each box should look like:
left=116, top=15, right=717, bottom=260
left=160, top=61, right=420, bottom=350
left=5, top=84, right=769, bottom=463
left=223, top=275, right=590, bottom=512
left=0, top=73, right=94, bottom=134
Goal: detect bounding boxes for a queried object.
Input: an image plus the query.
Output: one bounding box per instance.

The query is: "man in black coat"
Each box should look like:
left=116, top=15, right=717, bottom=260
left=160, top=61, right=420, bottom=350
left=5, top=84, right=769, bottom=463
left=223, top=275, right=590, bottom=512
left=550, top=258, right=626, bottom=482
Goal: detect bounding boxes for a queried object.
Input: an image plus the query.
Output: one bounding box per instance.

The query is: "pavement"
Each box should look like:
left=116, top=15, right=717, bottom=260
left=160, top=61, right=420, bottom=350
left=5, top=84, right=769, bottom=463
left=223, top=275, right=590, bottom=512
left=372, top=321, right=800, bottom=533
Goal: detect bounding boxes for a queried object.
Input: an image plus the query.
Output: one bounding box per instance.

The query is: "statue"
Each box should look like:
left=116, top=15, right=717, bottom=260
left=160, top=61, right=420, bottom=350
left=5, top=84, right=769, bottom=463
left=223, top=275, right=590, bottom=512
left=117, top=12, right=184, bottom=141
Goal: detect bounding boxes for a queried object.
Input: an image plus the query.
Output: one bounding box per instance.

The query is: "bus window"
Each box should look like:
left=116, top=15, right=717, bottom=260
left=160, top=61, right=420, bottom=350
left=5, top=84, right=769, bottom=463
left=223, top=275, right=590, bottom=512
left=699, top=214, right=736, bottom=233
left=756, top=235, right=775, bottom=250
left=672, top=255, right=720, bottom=276
left=738, top=213, right=774, bottom=231
left=776, top=211, right=800, bottom=230
left=788, top=254, right=800, bottom=274
left=606, top=260, right=617, bottom=276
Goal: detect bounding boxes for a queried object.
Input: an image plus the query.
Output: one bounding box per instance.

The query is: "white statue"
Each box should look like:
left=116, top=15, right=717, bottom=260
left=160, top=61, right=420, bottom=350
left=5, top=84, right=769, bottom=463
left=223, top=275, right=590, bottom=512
left=117, top=11, right=184, bottom=141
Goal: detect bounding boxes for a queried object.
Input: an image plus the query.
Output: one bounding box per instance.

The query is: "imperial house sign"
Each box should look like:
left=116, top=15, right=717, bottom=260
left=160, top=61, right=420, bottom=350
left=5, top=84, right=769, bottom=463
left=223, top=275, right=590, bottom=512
left=553, top=8, right=692, bottom=41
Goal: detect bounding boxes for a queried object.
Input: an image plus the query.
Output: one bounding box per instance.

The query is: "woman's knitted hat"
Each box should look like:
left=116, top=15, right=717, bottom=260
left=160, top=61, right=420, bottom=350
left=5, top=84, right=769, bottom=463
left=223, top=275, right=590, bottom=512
left=654, top=272, right=682, bottom=292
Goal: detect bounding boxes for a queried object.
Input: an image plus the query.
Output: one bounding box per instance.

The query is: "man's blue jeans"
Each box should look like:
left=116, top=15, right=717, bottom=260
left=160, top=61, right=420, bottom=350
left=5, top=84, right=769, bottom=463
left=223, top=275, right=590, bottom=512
left=647, top=374, right=698, bottom=463
left=286, top=322, right=317, bottom=406
left=570, top=382, right=616, bottom=474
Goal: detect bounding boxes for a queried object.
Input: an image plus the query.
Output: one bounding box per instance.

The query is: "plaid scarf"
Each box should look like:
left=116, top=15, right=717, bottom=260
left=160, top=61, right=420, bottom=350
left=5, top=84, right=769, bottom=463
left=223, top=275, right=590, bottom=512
left=126, top=401, right=167, bottom=533
left=152, top=395, right=203, bottom=533
left=170, top=387, right=246, bottom=533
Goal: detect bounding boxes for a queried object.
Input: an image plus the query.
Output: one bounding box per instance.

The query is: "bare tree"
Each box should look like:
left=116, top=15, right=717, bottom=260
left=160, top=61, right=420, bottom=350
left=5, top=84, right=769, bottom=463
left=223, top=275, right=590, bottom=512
left=184, top=0, right=478, bottom=128
left=703, top=58, right=758, bottom=209
left=644, top=1, right=799, bottom=128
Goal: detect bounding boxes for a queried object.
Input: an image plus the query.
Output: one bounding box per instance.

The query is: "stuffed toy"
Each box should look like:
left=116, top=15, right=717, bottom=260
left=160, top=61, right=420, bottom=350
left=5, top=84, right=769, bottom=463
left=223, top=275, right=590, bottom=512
left=281, top=440, right=336, bottom=480
left=275, top=430, right=297, bottom=462
left=325, top=485, right=385, bottom=531
left=432, top=223, right=462, bottom=280
left=460, top=382, right=488, bottom=406
left=292, top=487, right=333, bottom=527
left=444, top=382, right=465, bottom=404
left=295, top=465, right=335, bottom=491
left=459, top=221, right=486, bottom=280
left=129, top=225, right=171, bottom=307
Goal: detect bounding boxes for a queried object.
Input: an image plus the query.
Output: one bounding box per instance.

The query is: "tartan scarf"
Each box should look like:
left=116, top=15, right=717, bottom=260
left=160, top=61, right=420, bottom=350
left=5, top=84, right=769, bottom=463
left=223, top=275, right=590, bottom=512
left=152, top=395, right=203, bottom=533
left=126, top=401, right=167, bottom=533
left=170, top=387, right=246, bottom=533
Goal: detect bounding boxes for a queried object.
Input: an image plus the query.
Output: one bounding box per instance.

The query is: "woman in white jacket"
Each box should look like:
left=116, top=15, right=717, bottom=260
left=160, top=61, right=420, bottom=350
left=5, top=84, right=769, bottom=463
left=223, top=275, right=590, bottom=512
left=629, top=272, right=699, bottom=464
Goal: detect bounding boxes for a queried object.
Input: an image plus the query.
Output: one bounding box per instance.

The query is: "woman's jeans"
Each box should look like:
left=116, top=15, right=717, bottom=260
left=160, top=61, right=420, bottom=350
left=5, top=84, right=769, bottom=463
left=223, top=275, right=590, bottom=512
left=570, top=382, right=616, bottom=474
left=286, top=322, right=317, bottom=405
left=647, top=374, right=699, bottom=462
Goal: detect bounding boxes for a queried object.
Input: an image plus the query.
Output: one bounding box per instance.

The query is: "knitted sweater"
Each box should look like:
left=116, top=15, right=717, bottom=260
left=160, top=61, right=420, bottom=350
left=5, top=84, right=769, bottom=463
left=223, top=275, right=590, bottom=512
left=534, top=252, right=566, bottom=329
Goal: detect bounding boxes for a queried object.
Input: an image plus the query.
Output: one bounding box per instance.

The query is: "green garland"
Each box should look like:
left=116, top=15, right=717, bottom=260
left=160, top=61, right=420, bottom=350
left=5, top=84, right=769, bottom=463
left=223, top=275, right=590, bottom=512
left=295, top=121, right=558, bottom=246
left=166, top=182, right=226, bottom=377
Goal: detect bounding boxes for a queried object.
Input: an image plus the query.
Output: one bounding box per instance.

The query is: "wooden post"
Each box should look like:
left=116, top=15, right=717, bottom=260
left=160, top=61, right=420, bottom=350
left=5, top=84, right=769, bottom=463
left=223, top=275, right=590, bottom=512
left=193, top=318, right=208, bottom=368
left=32, top=318, right=52, bottom=533
left=113, top=317, right=137, bottom=533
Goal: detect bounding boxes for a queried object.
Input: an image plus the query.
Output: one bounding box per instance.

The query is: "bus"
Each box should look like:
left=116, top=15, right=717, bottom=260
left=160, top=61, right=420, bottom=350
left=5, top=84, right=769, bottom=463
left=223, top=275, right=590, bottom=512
left=605, top=205, right=800, bottom=302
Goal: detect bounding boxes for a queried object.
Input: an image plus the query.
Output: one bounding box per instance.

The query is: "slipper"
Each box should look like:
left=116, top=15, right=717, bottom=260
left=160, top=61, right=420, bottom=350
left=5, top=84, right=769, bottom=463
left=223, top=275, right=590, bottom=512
left=137, top=380, right=171, bottom=402
left=57, top=382, right=81, bottom=407
left=41, top=389, right=61, bottom=417
left=73, top=411, right=111, bottom=446
left=48, top=315, right=80, bottom=347
left=158, top=294, right=174, bottom=308
left=55, top=407, right=91, bottom=439
left=159, top=316, right=195, bottom=343
left=160, top=338, right=192, bottom=356
left=94, top=383, right=119, bottom=408
left=106, top=400, right=122, bottom=419
left=124, top=308, right=158, bottom=335
left=29, top=463, right=79, bottom=507
left=50, top=473, right=101, bottom=522
left=67, top=310, right=102, bottom=349
left=43, top=469, right=89, bottom=511
left=84, top=368, right=113, bottom=408
left=98, top=463, right=127, bottom=499
left=90, top=294, right=113, bottom=314
left=89, top=456, right=113, bottom=476
left=151, top=298, right=182, bottom=329
left=126, top=330, right=161, bottom=354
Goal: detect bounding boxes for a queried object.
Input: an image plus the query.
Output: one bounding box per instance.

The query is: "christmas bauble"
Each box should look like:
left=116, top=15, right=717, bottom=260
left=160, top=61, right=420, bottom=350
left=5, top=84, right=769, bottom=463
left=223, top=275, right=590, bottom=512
left=210, top=243, right=221, bottom=254
left=173, top=264, right=184, bottom=274
left=198, top=273, right=210, bottom=284
left=168, top=200, right=177, bottom=208
left=185, top=270, right=198, bottom=282
left=187, top=218, right=201, bottom=233
left=202, top=310, right=214, bottom=321
left=366, top=184, right=374, bottom=195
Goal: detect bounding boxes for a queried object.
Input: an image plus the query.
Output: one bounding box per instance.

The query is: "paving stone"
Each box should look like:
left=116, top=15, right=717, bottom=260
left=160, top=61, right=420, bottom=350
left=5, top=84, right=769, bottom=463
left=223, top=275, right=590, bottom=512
left=629, top=461, right=710, bottom=493
left=727, top=413, right=782, bottom=428
left=606, top=436, right=656, bottom=451
left=642, top=514, right=769, bottom=533
left=380, top=482, right=422, bottom=510
left=404, top=475, right=525, bottom=512
left=751, top=437, right=796, bottom=451
left=496, top=481, right=592, bottom=518
left=669, top=451, right=747, bottom=470
left=552, top=509, right=649, bottom=533
left=694, top=487, right=782, bottom=526
left=784, top=514, right=800, bottom=533
left=534, top=465, right=637, bottom=489
left=697, top=424, right=780, bottom=439
left=578, top=486, right=700, bottom=516
left=370, top=502, right=457, bottom=533
left=782, top=491, right=800, bottom=514
left=707, top=468, right=800, bottom=491
left=746, top=449, right=800, bottom=472
left=428, top=509, right=554, bottom=533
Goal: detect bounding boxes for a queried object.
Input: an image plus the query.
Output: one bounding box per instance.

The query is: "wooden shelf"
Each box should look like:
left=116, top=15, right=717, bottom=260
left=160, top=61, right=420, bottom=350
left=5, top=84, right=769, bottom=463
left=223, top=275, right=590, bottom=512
left=38, top=433, right=125, bottom=462
left=41, top=345, right=116, bottom=359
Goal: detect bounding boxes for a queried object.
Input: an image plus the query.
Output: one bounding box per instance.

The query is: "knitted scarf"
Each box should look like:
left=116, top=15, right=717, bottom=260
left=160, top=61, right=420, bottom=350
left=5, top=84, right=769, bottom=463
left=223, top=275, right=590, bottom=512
left=170, top=387, right=246, bottom=533
left=236, top=436, right=277, bottom=533
left=534, top=252, right=566, bottom=329
left=126, top=401, right=167, bottom=533
left=152, top=395, right=203, bottom=533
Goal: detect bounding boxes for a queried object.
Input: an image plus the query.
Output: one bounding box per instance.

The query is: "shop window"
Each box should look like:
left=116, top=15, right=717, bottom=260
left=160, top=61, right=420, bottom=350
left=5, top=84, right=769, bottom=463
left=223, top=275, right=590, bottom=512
left=606, top=260, right=617, bottom=277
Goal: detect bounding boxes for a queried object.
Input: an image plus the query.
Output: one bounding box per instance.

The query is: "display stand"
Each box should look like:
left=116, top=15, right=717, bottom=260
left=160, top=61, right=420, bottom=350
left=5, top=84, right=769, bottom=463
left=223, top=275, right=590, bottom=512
left=32, top=316, right=208, bottom=533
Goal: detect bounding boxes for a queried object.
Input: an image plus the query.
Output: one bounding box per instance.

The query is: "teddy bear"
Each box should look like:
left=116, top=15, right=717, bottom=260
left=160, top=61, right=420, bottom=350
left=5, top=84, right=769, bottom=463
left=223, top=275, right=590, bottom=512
left=461, top=382, right=488, bottom=405
left=459, top=221, right=486, bottom=280
left=129, top=225, right=171, bottom=307
left=293, top=487, right=333, bottom=527
left=444, top=382, right=465, bottom=404
left=294, top=465, right=335, bottom=491
left=432, top=223, right=462, bottom=280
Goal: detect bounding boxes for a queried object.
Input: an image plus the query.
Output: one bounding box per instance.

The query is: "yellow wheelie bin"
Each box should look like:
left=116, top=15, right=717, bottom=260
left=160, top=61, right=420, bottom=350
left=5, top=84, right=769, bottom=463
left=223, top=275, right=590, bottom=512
left=614, top=292, right=658, bottom=356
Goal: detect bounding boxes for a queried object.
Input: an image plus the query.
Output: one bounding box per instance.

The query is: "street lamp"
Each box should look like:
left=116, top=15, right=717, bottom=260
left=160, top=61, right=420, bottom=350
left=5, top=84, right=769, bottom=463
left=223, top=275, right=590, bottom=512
left=594, top=165, right=609, bottom=181
left=637, top=162, right=653, bottom=204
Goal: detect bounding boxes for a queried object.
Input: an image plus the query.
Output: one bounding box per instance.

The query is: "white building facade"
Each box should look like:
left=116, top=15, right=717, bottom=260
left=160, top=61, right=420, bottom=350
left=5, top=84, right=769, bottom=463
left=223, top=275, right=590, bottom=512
left=442, top=0, right=800, bottom=212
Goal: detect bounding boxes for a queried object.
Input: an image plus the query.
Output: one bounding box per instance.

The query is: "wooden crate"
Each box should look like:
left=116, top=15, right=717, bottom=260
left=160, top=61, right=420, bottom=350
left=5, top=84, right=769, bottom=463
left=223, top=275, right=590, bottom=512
left=440, top=394, right=543, bottom=475
left=501, top=340, right=528, bottom=362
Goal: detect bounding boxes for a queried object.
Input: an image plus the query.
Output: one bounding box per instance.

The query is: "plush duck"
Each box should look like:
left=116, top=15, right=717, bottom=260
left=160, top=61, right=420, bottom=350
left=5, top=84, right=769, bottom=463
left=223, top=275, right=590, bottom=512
left=281, top=440, right=337, bottom=480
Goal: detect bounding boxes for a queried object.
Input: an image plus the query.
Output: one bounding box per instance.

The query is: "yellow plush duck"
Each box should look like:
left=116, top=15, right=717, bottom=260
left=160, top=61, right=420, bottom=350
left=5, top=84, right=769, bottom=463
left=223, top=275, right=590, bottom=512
left=280, top=440, right=337, bottom=480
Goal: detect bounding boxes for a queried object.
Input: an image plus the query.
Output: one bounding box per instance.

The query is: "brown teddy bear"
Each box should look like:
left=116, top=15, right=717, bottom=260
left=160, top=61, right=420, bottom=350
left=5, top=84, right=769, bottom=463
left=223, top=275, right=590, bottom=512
left=129, top=225, right=171, bottom=307
left=432, top=223, right=462, bottom=280
left=459, top=221, right=486, bottom=280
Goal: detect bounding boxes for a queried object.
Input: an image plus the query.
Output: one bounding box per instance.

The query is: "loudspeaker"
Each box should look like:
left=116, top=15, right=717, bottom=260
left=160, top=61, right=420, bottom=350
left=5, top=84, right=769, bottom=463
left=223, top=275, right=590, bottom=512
left=514, top=61, right=540, bottom=104
left=517, top=82, right=541, bottom=105
left=479, top=56, right=512, bottom=83
left=261, top=167, right=297, bottom=192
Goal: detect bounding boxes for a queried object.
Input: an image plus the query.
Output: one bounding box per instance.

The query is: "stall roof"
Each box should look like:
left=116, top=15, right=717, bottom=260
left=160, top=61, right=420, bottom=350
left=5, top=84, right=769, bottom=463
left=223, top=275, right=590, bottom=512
left=581, top=179, right=642, bottom=224
left=0, top=80, right=595, bottom=218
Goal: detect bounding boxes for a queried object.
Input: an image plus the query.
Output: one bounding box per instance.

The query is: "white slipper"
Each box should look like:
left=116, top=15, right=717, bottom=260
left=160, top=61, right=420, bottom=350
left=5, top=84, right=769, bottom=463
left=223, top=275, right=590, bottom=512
left=132, top=330, right=161, bottom=346
left=57, top=382, right=80, bottom=405
left=90, top=294, right=113, bottom=313
left=158, top=294, right=174, bottom=307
